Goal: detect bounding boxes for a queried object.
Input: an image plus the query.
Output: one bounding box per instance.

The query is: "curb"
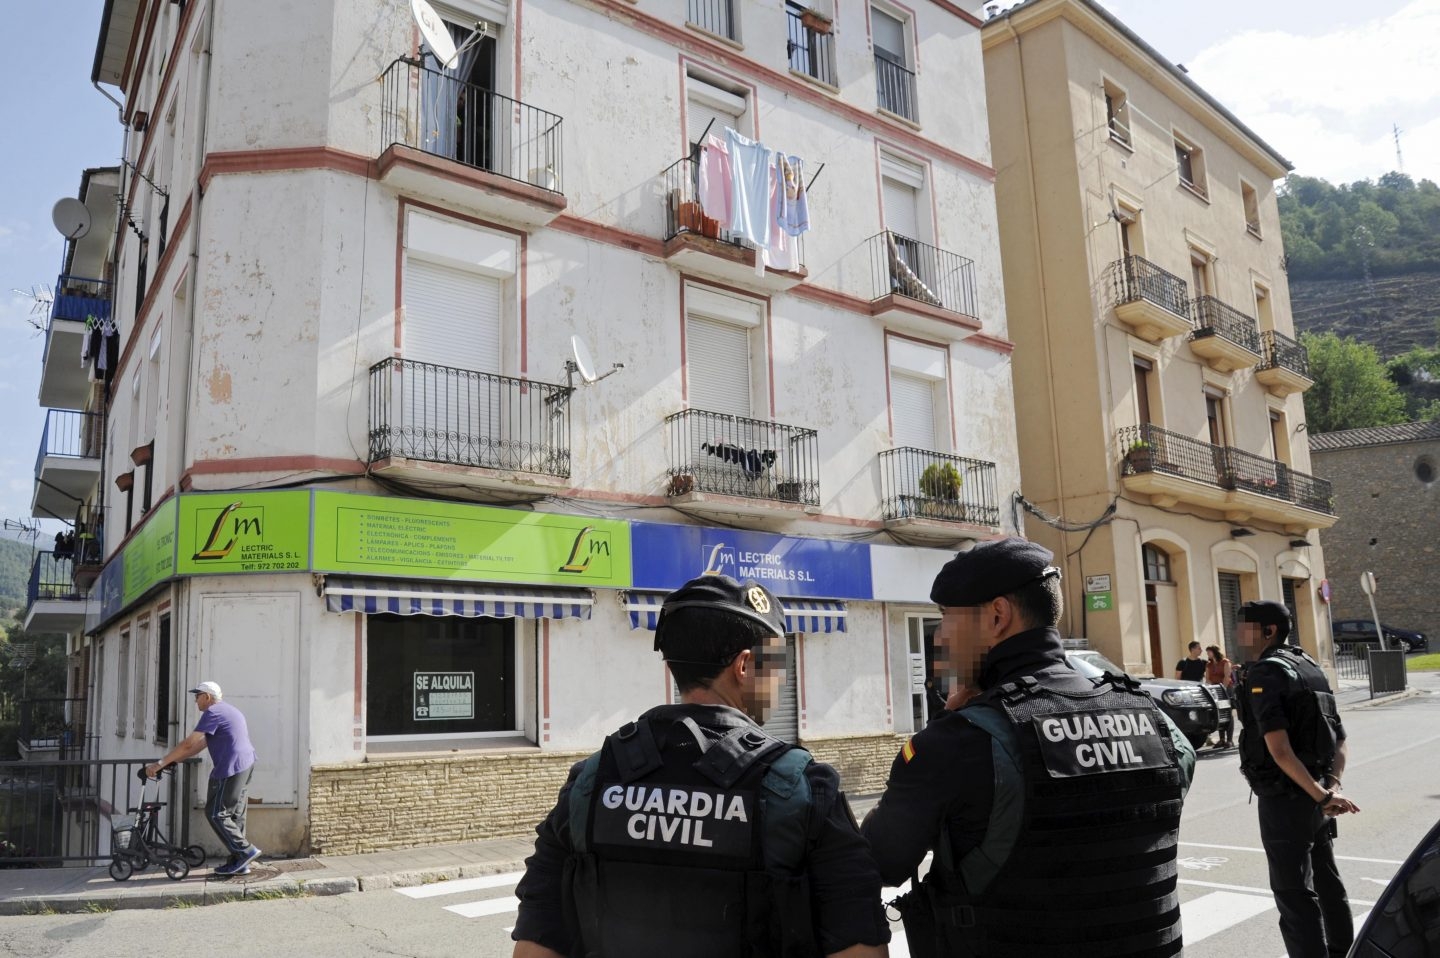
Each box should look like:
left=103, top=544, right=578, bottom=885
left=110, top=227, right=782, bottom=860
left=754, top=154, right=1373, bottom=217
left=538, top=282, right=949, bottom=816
left=356, top=860, right=529, bottom=892
left=0, top=872, right=361, bottom=916
left=1345, top=686, right=1428, bottom=709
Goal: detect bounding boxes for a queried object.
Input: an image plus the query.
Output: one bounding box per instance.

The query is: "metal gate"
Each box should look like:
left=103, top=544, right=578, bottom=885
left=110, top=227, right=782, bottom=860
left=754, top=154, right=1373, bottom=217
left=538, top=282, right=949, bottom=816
left=1217, top=573, right=1242, bottom=654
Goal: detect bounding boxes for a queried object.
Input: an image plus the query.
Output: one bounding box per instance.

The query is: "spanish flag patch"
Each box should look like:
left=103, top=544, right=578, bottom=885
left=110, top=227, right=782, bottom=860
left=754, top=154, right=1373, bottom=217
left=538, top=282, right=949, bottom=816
left=901, top=738, right=917, bottom=763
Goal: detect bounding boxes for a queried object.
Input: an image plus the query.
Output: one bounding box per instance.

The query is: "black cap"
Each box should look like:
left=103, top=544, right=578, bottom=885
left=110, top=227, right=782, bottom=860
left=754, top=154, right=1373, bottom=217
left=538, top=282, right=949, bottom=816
left=1239, top=600, right=1292, bottom=638
left=654, top=575, right=786, bottom=659
left=930, top=537, right=1059, bottom=607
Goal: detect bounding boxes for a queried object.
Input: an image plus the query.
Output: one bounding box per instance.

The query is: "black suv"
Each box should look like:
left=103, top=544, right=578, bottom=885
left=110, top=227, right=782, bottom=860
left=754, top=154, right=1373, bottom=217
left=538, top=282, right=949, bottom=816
left=1065, top=649, right=1231, bottom=751
left=1331, top=619, right=1428, bottom=654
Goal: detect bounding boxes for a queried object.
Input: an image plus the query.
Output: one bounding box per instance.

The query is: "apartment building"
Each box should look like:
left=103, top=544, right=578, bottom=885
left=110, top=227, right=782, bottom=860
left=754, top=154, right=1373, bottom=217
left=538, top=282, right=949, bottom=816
left=23, top=0, right=1021, bottom=854
left=981, top=0, right=1336, bottom=677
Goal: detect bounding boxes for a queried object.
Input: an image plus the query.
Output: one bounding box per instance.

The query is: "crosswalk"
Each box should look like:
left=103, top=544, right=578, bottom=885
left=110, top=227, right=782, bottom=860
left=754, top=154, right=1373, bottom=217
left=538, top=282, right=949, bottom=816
left=394, top=871, right=524, bottom=923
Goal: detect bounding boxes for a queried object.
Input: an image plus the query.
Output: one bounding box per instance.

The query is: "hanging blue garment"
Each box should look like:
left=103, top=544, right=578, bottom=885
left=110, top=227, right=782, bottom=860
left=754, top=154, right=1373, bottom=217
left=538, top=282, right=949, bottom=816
left=725, top=128, right=774, bottom=251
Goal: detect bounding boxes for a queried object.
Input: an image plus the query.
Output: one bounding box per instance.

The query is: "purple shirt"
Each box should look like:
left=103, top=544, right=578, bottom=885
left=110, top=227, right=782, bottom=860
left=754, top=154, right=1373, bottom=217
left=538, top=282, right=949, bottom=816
left=195, top=701, right=257, bottom=780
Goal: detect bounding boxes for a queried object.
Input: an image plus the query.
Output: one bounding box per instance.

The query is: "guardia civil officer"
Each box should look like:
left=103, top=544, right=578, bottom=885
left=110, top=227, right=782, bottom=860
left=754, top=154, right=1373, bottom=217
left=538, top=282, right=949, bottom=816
left=861, top=538, right=1196, bottom=958
left=511, top=574, right=890, bottom=958
left=1232, top=600, right=1359, bottom=958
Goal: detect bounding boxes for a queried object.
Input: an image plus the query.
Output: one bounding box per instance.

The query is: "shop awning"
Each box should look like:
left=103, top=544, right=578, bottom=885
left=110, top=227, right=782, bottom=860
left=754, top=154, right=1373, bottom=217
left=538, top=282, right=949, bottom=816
left=324, top=578, right=593, bottom=620
left=623, top=592, right=847, bottom=633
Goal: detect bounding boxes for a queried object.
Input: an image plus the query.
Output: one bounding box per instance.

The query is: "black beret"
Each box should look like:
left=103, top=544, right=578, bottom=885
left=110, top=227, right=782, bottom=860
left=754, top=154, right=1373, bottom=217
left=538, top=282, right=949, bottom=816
left=1239, top=600, right=1292, bottom=630
left=654, top=575, right=786, bottom=658
left=930, top=537, right=1058, bottom=607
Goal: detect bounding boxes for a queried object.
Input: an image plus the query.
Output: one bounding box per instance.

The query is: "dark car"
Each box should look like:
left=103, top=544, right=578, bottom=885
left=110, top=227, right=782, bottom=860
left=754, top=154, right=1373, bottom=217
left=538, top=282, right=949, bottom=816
left=1347, top=815, right=1440, bottom=957
left=1332, top=619, right=1429, bottom=654
left=1065, top=649, right=1231, bottom=751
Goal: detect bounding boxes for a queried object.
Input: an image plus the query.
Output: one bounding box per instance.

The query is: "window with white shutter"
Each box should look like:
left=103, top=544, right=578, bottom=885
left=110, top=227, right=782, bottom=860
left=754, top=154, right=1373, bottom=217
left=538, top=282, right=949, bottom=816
left=687, top=78, right=746, bottom=151
left=891, top=371, right=937, bottom=450
left=686, top=315, right=752, bottom=418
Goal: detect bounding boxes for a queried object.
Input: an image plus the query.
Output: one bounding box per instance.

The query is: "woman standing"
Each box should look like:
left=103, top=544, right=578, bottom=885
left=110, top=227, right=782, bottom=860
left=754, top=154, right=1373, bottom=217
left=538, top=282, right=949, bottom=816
left=1205, top=645, right=1234, bottom=747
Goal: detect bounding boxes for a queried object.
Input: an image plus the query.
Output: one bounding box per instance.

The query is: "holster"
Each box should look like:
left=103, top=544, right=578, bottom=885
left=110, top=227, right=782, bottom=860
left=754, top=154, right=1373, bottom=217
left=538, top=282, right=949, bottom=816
left=890, top=883, right=940, bottom=958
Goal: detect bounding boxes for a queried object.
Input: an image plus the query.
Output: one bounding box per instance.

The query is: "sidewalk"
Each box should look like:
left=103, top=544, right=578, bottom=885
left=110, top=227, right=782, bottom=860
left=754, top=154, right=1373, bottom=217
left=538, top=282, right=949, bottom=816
left=1, top=675, right=1426, bottom=916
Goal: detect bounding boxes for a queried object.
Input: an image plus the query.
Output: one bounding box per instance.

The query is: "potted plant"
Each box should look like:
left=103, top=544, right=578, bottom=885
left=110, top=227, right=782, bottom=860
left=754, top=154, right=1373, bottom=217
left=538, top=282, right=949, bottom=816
left=667, top=473, right=695, bottom=497
left=1123, top=440, right=1152, bottom=474
left=775, top=480, right=804, bottom=502
left=919, top=462, right=962, bottom=501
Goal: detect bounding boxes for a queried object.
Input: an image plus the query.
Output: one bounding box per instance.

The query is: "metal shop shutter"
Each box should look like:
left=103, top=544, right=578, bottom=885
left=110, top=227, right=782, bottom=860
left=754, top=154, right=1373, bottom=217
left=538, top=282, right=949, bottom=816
left=890, top=370, right=937, bottom=450
left=686, top=314, right=752, bottom=418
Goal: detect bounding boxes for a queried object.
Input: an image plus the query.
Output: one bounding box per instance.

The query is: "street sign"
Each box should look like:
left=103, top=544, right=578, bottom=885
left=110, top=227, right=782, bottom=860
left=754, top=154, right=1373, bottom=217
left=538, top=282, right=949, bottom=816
left=1360, top=572, right=1378, bottom=596
left=1085, top=592, right=1113, bottom=611
left=1085, top=574, right=1112, bottom=594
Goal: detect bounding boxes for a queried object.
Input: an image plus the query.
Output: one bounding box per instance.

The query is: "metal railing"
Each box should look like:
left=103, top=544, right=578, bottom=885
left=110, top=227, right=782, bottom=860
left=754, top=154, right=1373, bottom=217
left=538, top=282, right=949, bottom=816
left=1117, top=424, right=1335, bottom=515
left=1333, top=642, right=1370, bottom=680
left=666, top=408, right=820, bottom=506
left=0, top=759, right=197, bottom=866
left=51, top=275, right=111, bottom=324
left=1106, top=255, right=1191, bottom=322
left=879, top=448, right=1000, bottom=527
left=688, top=0, right=736, bottom=39
left=869, top=231, right=978, bottom=318
left=1190, top=295, right=1260, bottom=354
left=875, top=55, right=917, bottom=121
left=17, top=699, right=90, bottom=759
left=27, top=551, right=82, bottom=605
left=787, top=5, right=836, bottom=85
left=379, top=58, right=564, bottom=194
left=1259, top=329, right=1311, bottom=379
left=368, top=357, right=572, bottom=478
left=34, top=409, right=102, bottom=478
left=661, top=156, right=805, bottom=268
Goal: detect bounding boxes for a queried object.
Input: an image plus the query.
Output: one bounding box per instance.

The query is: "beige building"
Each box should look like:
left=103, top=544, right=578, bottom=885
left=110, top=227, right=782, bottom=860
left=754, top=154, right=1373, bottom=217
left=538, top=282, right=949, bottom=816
left=981, top=0, right=1337, bottom=676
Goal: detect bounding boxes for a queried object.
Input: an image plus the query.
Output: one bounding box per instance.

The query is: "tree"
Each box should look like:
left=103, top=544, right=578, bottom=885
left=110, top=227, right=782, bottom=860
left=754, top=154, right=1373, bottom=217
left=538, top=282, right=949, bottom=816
left=0, top=622, right=69, bottom=760
left=1300, top=331, right=1409, bottom=433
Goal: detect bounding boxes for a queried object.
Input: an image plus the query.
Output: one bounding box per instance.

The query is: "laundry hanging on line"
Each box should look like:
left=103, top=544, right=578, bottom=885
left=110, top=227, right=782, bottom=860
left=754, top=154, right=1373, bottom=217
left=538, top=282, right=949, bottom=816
left=701, top=441, right=777, bottom=479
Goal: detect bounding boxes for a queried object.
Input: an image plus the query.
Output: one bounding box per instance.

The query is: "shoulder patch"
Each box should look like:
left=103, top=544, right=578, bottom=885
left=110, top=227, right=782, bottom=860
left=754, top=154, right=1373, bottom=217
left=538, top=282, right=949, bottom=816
left=901, top=737, right=917, bottom=763
left=1250, top=687, right=1264, bottom=693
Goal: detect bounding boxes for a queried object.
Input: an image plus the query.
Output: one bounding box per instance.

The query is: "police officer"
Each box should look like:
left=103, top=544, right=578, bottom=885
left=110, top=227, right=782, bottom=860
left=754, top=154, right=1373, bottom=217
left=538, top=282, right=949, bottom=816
left=1232, top=600, right=1360, bottom=958
left=862, top=538, right=1195, bottom=958
left=511, top=574, right=890, bottom=958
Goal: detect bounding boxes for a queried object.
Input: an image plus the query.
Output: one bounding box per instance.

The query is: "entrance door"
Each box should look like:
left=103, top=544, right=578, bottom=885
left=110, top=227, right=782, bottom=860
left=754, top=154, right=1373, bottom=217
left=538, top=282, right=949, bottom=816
left=1146, top=583, right=1163, bottom=677
left=907, top=615, right=939, bottom=731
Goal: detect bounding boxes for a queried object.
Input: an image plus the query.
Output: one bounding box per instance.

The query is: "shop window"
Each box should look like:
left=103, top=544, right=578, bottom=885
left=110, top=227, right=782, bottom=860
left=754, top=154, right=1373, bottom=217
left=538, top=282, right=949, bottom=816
left=366, top=614, right=518, bottom=738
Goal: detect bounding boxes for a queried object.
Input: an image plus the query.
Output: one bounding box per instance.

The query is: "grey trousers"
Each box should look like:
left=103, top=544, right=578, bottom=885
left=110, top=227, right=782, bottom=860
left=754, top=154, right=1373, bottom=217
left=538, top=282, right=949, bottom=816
left=205, top=766, right=254, bottom=856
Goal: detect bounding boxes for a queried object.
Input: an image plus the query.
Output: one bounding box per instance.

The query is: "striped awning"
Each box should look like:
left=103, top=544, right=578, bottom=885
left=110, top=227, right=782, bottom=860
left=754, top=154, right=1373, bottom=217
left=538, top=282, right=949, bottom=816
left=623, top=592, right=847, bottom=634
left=324, top=578, right=593, bottom=620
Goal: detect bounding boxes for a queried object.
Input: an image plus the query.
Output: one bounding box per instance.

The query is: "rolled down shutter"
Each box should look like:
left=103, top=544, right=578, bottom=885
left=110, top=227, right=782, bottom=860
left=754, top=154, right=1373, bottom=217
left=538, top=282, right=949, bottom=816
left=1218, top=573, right=1242, bottom=654
left=891, top=371, right=937, bottom=449
left=687, top=80, right=745, bottom=149
left=882, top=176, right=921, bottom=241
left=686, top=315, right=751, bottom=417
left=404, top=257, right=501, bottom=372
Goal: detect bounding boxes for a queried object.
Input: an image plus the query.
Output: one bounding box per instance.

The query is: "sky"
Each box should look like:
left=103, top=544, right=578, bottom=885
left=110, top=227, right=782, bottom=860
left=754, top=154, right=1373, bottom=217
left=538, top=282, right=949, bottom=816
left=1, top=0, right=1438, bottom=534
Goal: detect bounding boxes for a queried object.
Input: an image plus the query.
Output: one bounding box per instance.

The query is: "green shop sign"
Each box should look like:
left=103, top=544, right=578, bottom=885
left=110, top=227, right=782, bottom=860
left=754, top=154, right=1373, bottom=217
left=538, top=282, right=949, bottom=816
left=122, top=497, right=178, bottom=605
left=311, top=492, right=631, bottom=587
left=176, top=491, right=313, bottom=575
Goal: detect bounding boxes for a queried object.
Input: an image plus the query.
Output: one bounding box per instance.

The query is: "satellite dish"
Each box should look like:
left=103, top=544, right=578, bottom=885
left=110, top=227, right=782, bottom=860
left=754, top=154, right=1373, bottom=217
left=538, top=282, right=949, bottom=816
left=411, top=0, right=458, bottom=68
left=571, top=335, right=599, bottom=384
left=52, top=198, right=91, bottom=240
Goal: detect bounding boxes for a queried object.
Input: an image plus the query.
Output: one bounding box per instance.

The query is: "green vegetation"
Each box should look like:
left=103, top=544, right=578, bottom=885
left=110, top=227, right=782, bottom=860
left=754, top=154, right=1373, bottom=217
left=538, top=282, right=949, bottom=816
left=1300, top=331, right=1410, bottom=433
left=1280, top=172, right=1440, bottom=281
left=1405, top=653, right=1440, bottom=672
left=0, top=623, right=69, bottom=760
left=0, top=537, right=37, bottom=610
left=919, top=462, right=962, bottom=500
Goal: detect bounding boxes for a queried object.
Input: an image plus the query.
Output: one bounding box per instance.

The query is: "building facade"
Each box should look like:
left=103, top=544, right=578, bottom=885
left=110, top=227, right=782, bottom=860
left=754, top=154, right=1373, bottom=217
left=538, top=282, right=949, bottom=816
left=1309, top=421, right=1440, bottom=642
left=980, top=0, right=1336, bottom=677
left=24, top=0, right=1021, bottom=854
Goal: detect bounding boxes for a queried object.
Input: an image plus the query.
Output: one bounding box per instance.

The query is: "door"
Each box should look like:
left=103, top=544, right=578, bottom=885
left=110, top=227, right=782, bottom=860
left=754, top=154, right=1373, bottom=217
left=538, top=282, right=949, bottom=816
left=1217, top=573, right=1242, bottom=656
left=882, top=175, right=928, bottom=295
left=761, top=634, right=800, bottom=743
left=422, top=22, right=498, bottom=172
left=1146, top=584, right=1164, bottom=677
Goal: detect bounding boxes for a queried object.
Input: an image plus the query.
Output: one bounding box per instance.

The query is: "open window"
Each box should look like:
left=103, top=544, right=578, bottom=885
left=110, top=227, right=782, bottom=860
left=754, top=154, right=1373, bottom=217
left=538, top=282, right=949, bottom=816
left=1103, top=78, right=1132, bottom=148
left=1174, top=132, right=1208, bottom=199
left=871, top=5, right=916, bottom=121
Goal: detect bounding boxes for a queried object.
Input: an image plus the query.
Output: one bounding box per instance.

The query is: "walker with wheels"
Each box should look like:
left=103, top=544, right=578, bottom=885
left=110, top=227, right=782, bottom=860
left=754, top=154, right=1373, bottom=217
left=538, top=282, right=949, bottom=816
left=108, top=765, right=206, bottom=881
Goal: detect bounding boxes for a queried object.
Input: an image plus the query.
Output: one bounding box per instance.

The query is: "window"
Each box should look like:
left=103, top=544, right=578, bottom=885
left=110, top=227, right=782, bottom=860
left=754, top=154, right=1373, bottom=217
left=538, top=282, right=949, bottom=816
left=1217, top=572, right=1242, bottom=653
left=1173, top=134, right=1207, bottom=198
left=1133, top=356, right=1155, bottom=426
left=687, top=76, right=747, bottom=153
left=367, top=614, right=519, bottom=737
left=419, top=17, right=500, bottom=171
left=115, top=632, right=131, bottom=738
left=787, top=1, right=836, bottom=86
left=1143, top=544, right=1171, bottom=583
left=132, top=619, right=149, bottom=739
left=1254, top=283, right=1274, bottom=330
left=688, top=0, right=738, bottom=42
left=154, top=615, right=171, bottom=745
left=1114, top=199, right=1143, bottom=257
left=872, top=6, right=916, bottom=121
left=1204, top=389, right=1228, bottom=447
left=1242, top=180, right=1262, bottom=237
left=907, top=615, right=940, bottom=732
left=1103, top=79, right=1131, bottom=147
left=881, top=155, right=931, bottom=294
left=1269, top=409, right=1289, bottom=464
left=1416, top=456, right=1435, bottom=484
left=888, top=337, right=947, bottom=450
left=686, top=287, right=760, bottom=417
left=1190, top=250, right=1213, bottom=299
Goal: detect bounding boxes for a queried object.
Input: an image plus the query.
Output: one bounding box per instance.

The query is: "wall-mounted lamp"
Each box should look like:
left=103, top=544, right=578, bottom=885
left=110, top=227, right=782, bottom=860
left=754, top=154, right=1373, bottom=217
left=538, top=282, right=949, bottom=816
left=1230, top=528, right=1255, bottom=538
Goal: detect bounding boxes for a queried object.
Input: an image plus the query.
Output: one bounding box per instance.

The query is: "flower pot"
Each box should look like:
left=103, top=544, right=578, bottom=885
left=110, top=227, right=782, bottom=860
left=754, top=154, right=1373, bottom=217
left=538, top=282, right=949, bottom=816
left=1125, top=448, right=1153, bottom=474
left=776, top=481, right=803, bottom=502
left=676, top=201, right=721, bottom=239
left=667, top=474, right=695, bottom=497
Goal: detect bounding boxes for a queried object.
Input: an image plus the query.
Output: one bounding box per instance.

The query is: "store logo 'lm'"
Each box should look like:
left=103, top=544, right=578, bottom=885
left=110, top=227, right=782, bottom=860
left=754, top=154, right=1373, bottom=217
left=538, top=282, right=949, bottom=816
left=193, top=501, right=263, bottom=561
left=701, top=543, right=735, bottom=575
left=558, top=526, right=610, bottom=573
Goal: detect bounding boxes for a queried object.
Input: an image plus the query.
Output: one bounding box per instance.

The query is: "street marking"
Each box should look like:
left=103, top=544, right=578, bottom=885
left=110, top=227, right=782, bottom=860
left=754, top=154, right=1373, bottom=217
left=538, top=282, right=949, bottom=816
left=1178, top=855, right=1228, bottom=871
left=1181, top=891, right=1276, bottom=943
left=1180, top=877, right=1375, bottom=906
left=396, top=872, right=523, bottom=899
left=1179, top=841, right=1404, bottom=865
left=444, top=895, right=521, bottom=919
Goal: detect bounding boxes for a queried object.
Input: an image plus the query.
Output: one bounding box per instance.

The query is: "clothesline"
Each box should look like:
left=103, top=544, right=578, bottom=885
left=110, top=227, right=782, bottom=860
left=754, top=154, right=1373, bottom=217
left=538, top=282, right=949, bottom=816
left=693, top=117, right=826, bottom=191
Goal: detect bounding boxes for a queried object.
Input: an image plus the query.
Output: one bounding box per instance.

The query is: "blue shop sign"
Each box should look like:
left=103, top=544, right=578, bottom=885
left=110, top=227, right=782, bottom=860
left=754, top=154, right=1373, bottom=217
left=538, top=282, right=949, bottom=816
left=631, top=522, right=873, bottom=599
left=95, top=553, right=125, bottom=625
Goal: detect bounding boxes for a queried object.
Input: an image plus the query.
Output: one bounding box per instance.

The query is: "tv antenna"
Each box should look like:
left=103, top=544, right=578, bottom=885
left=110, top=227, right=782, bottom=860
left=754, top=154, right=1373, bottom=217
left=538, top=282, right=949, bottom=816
left=411, top=0, right=487, bottom=69
left=3, top=519, right=41, bottom=540
left=11, top=285, right=54, bottom=330
left=51, top=197, right=92, bottom=240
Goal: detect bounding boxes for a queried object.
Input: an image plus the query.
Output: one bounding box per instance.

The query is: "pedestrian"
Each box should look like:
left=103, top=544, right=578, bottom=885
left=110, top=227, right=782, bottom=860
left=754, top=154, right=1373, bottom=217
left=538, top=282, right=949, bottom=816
left=1175, top=640, right=1207, bottom=681
left=1232, top=601, right=1359, bottom=957
left=862, top=537, right=1195, bottom=957
left=510, top=575, right=890, bottom=958
left=1205, top=644, right=1234, bottom=747
left=144, top=681, right=261, bottom=876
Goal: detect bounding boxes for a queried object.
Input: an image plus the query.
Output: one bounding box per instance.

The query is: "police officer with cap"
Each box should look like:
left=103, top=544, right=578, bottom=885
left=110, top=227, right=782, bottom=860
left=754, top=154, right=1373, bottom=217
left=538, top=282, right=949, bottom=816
left=862, top=537, right=1195, bottom=957
left=1232, top=600, right=1359, bottom=957
left=512, top=574, right=890, bottom=958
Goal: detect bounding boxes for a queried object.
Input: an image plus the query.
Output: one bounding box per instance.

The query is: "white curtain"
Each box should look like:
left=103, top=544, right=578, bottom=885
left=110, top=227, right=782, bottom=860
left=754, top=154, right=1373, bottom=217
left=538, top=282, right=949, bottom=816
left=422, top=24, right=485, bottom=161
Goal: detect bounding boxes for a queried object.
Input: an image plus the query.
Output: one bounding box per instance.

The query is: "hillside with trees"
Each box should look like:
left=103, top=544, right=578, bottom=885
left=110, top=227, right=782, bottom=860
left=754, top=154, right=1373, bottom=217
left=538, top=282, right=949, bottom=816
left=0, top=537, right=37, bottom=614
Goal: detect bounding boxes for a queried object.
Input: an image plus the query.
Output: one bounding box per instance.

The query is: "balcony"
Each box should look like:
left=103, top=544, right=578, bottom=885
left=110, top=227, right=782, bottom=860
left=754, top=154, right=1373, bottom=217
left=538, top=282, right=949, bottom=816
left=1255, top=329, right=1314, bottom=397
left=1106, top=256, right=1193, bottom=342
left=666, top=408, right=820, bottom=519
left=377, top=58, right=566, bottom=228
left=787, top=4, right=836, bottom=86
left=879, top=447, right=1000, bottom=541
left=660, top=156, right=806, bottom=290
left=1117, top=424, right=1336, bottom=533
left=32, top=410, right=102, bottom=521
left=16, top=698, right=93, bottom=761
left=367, top=357, right=572, bottom=492
left=40, top=276, right=110, bottom=410
left=1188, top=296, right=1261, bottom=372
left=868, top=231, right=982, bottom=341
left=24, top=552, right=95, bottom=634
left=875, top=55, right=917, bottom=122
left=688, top=0, right=737, bottom=40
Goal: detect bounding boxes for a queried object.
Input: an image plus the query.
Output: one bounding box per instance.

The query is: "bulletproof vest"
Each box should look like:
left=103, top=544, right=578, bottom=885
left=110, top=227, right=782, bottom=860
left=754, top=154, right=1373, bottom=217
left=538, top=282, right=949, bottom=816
left=921, top=672, right=1186, bottom=958
left=1236, top=645, right=1340, bottom=797
left=565, top=711, right=819, bottom=958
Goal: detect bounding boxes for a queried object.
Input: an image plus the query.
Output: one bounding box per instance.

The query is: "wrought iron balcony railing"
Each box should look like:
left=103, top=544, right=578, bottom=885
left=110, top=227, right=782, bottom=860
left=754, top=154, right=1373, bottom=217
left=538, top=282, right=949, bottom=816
left=51, top=275, right=111, bottom=324
left=1259, top=329, right=1311, bottom=379
left=1117, top=423, right=1334, bottom=515
left=34, top=409, right=102, bottom=478
left=368, top=357, right=572, bottom=478
left=869, top=231, right=978, bottom=318
left=1106, top=255, right=1191, bottom=322
left=666, top=408, right=820, bottom=506
left=1190, top=295, right=1260, bottom=353
left=688, top=0, right=737, bottom=39
left=27, top=551, right=84, bottom=606
left=379, top=58, right=563, bottom=193
left=661, top=155, right=805, bottom=268
left=875, top=55, right=917, bottom=121
left=879, top=447, right=1000, bottom=526
left=787, top=5, right=836, bottom=85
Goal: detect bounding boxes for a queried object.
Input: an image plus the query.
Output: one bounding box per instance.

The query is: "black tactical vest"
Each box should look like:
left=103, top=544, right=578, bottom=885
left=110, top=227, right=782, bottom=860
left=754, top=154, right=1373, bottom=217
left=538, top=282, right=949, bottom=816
left=1236, top=645, right=1340, bottom=797
left=565, top=710, right=819, bottom=958
left=912, top=672, right=1186, bottom=958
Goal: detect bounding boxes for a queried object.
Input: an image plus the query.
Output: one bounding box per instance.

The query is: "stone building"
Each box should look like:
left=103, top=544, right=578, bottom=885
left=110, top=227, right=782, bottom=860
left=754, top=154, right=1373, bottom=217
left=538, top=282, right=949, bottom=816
left=1309, top=420, right=1440, bottom=641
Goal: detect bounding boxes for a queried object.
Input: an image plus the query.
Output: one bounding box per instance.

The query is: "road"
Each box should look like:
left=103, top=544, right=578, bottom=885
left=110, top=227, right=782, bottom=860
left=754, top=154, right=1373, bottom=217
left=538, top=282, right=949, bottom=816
left=1, top=682, right=1435, bottom=957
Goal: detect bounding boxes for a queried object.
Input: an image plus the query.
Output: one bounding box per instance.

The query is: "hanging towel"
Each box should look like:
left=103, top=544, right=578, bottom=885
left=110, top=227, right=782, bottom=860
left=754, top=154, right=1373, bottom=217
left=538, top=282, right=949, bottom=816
left=697, top=133, right=733, bottom=225
left=777, top=154, right=810, bottom=236
left=762, top=165, right=799, bottom=273
left=725, top=128, right=774, bottom=252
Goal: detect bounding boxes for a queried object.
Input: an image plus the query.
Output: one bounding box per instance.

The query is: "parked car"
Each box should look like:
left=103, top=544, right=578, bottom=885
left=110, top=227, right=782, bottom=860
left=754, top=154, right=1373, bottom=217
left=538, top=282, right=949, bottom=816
left=1331, top=619, right=1429, bottom=654
left=1347, top=814, right=1440, bottom=957
left=1064, top=649, right=1231, bottom=751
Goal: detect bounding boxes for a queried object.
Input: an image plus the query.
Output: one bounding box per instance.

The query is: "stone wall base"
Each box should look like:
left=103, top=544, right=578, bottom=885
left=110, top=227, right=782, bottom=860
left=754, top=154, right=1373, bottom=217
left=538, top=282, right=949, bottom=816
left=801, top=733, right=906, bottom=794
